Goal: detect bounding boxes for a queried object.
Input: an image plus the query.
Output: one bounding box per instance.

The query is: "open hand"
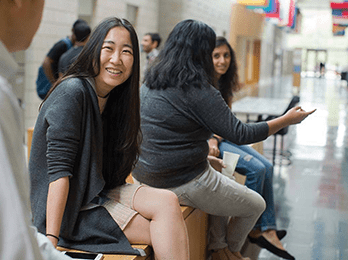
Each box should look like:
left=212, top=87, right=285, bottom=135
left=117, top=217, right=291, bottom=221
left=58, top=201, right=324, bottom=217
left=284, top=106, right=316, bottom=125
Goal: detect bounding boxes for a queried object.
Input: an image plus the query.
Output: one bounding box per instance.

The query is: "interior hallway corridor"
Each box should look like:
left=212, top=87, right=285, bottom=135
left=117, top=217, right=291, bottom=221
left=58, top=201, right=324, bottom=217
left=257, top=75, right=348, bottom=260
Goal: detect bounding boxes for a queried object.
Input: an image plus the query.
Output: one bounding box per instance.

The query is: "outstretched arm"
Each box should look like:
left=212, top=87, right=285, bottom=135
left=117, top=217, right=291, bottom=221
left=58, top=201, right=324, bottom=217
left=267, top=106, right=316, bottom=136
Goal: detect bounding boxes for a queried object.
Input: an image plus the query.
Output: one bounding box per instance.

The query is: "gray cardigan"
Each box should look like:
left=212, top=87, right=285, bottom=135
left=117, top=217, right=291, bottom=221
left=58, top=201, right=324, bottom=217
left=132, top=84, right=269, bottom=188
left=29, top=78, right=140, bottom=255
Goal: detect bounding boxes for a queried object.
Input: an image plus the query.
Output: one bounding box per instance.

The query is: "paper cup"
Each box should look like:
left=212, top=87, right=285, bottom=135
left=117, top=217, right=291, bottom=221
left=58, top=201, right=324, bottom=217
left=221, top=151, right=240, bottom=179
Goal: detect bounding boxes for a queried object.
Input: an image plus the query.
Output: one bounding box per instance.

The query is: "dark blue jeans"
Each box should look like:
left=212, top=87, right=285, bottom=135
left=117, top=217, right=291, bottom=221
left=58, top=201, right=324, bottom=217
left=219, top=140, right=276, bottom=232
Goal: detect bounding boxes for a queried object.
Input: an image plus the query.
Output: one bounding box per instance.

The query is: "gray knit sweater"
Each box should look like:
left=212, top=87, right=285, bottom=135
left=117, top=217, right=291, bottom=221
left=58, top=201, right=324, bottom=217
left=29, top=78, right=140, bottom=255
left=132, top=84, right=269, bottom=188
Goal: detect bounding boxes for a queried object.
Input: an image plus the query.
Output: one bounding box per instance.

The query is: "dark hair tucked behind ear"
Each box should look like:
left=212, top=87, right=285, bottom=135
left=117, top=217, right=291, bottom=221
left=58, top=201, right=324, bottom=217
left=43, top=17, right=141, bottom=189
left=145, top=19, right=216, bottom=90
left=215, top=36, right=240, bottom=104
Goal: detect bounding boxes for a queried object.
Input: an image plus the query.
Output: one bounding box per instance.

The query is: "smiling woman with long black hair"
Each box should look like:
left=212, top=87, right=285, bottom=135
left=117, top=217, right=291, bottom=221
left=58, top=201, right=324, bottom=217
left=133, top=19, right=315, bottom=260
left=29, top=17, right=189, bottom=259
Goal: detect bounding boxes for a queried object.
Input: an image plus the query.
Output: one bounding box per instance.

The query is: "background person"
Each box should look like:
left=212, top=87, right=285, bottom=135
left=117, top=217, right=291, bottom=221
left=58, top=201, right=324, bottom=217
left=58, top=22, right=91, bottom=77
left=36, top=19, right=87, bottom=99
left=0, top=0, right=71, bottom=259
left=208, top=36, right=294, bottom=260
left=29, top=17, right=189, bottom=259
left=132, top=19, right=315, bottom=260
left=319, top=62, right=325, bottom=78
left=141, top=32, right=161, bottom=73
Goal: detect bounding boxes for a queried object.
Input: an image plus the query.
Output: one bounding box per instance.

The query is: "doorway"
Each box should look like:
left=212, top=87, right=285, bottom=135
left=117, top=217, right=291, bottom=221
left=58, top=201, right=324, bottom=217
left=303, top=49, right=327, bottom=77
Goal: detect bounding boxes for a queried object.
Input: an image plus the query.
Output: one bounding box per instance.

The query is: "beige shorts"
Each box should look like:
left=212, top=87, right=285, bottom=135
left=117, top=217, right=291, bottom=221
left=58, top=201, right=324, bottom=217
left=102, top=183, right=144, bottom=230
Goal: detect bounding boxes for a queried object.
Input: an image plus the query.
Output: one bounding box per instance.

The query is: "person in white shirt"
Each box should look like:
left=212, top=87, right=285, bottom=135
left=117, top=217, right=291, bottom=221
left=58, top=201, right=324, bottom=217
left=0, top=1, right=70, bottom=259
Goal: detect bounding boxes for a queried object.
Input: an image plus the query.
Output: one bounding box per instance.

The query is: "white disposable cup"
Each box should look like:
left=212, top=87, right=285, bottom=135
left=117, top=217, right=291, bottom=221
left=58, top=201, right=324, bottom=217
left=221, top=151, right=240, bottom=179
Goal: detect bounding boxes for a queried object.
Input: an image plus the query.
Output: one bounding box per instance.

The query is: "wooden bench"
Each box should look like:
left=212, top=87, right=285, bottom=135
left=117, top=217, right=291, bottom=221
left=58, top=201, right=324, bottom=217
left=58, top=206, right=207, bottom=260
left=27, top=127, right=208, bottom=259
left=58, top=205, right=208, bottom=260
left=27, top=127, right=262, bottom=260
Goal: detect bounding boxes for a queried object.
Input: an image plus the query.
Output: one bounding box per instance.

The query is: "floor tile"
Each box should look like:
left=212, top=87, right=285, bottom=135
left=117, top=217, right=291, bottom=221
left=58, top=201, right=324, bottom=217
left=256, top=76, right=348, bottom=260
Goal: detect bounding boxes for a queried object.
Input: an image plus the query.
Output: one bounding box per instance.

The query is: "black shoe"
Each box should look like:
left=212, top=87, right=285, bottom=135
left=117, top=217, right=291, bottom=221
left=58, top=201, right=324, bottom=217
left=248, top=235, right=295, bottom=260
left=248, top=230, right=287, bottom=243
left=276, top=230, right=287, bottom=240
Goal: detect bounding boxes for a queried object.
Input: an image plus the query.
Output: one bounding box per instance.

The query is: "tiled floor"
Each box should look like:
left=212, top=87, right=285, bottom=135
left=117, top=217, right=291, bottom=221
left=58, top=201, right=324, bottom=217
left=257, top=75, right=348, bottom=260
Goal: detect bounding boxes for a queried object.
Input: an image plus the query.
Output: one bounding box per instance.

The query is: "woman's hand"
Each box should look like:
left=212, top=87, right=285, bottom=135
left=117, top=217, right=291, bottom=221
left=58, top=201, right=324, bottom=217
left=208, top=138, right=220, bottom=157
left=207, top=155, right=226, bottom=173
left=267, top=106, right=316, bottom=136
left=283, top=106, right=316, bottom=125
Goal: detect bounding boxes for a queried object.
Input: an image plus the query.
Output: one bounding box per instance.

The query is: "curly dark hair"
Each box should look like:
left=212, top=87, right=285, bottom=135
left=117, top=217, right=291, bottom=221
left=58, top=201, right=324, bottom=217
left=145, top=19, right=216, bottom=90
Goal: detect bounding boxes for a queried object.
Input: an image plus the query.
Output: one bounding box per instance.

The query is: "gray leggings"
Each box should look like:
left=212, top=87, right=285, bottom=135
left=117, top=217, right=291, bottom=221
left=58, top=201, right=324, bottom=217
left=135, top=165, right=265, bottom=252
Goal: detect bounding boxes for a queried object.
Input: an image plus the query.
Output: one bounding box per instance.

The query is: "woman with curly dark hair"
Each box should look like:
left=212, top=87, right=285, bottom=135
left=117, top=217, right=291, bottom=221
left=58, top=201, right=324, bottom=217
left=133, top=19, right=314, bottom=260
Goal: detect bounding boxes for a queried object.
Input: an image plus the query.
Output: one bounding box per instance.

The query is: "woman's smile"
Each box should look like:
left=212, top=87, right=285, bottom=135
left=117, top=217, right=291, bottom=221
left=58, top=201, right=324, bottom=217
left=94, top=26, right=134, bottom=97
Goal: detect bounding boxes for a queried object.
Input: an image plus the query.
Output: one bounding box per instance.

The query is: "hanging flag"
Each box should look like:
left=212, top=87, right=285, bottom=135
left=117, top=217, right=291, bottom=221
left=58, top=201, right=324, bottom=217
left=332, top=17, right=348, bottom=25
left=333, top=24, right=346, bottom=36
left=237, top=0, right=268, bottom=6
left=291, top=7, right=299, bottom=29
left=265, top=0, right=280, bottom=18
left=330, top=2, right=348, bottom=9
left=332, top=9, right=343, bottom=16
left=287, top=0, right=295, bottom=26
left=247, top=0, right=276, bottom=13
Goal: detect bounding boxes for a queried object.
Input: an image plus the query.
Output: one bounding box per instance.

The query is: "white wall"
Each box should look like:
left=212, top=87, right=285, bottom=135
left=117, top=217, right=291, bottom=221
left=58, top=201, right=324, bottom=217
left=182, top=0, right=231, bottom=38
left=22, top=0, right=234, bottom=135
left=286, top=9, right=348, bottom=51
left=259, top=21, right=276, bottom=87
left=24, top=0, right=79, bottom=131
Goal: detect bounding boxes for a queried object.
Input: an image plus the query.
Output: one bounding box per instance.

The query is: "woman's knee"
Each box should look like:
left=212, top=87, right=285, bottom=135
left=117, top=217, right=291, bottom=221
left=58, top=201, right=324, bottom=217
left=252, top=192, right=266, bottom=215
left=141, top=188, right=182, bottom=217
left=156, top=189, right=181, bottom=213
left=243, top=158, right=266, bottom=178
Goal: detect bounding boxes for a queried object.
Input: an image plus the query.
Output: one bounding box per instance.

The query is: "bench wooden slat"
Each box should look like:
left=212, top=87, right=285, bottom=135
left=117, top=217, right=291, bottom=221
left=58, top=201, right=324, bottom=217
left=57, top=245, right=152, bottom=260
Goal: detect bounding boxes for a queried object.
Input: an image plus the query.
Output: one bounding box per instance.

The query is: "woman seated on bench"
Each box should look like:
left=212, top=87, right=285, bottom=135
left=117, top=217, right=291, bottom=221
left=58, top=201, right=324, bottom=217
left=208, top=36, right=294, bottom=260
left=132, top=19, right=315, bottom=260
left=29, top=17, right=189, bottom=260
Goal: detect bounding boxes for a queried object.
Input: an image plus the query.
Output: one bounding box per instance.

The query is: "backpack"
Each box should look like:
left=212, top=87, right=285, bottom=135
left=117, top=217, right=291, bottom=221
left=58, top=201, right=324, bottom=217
left=36, top=37, right=73, bottom=99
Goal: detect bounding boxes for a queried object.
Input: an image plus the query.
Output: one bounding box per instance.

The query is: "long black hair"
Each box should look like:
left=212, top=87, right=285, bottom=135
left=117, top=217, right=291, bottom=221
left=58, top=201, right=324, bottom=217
left=145, top=19, right=216, bottom=90
left=42, top=17, right=141, bottom=189
left=215, top=36, right=240, bottom=105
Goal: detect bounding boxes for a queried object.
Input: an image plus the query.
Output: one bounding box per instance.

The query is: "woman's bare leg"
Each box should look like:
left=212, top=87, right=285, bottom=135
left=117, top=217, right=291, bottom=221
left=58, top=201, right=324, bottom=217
left=123, top=186, right=189, bottom=260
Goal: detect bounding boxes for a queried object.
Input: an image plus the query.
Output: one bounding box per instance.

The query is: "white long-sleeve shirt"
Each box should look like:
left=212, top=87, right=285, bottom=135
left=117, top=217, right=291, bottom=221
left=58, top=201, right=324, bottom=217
left=0, top=41, right=70, bottom=260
